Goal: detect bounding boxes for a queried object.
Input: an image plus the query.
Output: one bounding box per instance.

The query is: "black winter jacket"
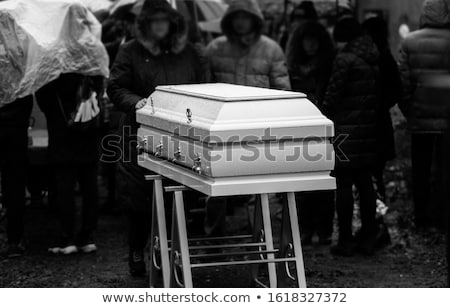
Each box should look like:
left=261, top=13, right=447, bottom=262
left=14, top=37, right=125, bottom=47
left=321, top=35, right=380, bottom=169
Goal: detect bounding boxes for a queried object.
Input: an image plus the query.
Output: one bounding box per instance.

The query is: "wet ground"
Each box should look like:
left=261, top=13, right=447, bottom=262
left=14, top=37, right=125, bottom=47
left=0, top=109, right=448, bottom=288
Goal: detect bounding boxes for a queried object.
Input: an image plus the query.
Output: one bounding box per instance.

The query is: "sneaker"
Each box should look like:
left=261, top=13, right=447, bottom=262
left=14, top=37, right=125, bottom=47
left=78, top=243, right=97, bottom=254
left=129, top=250, right=146, bottom=277
left=48, top=244, right=78, bottom=255
left=77, top=234, right=97, bottom=254
left=7, top=243, right=25, bottom=259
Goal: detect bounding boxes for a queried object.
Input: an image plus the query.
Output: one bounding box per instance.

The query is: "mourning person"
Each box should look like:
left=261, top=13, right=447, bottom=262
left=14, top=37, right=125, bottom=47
left=100, top=11, right=136, bottom=215
left=206, top=0, right=291, bottom=90
left=399, top=0, right=450, bottom=231
left=321, top=17, right=379, bottom=256
left=286, top=21, right=335, bottom=245
left=287, top=21, right=334, bottom=103
left=204, top=0, right=290, bottom=237
left=107, top=0, right=206, bottom=276
left=36, top=74, right=104, bottom=256
left=363, top=17, right=402, bottom=202
left=280, top=1, right=319, bottom=51
left=0, top=96, right=33, bottom=258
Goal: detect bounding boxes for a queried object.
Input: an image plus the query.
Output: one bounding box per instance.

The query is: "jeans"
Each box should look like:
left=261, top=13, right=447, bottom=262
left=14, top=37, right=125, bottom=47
left=335, top=169, right=377, bottom=242
left=0, top=127, right=28, bottom=244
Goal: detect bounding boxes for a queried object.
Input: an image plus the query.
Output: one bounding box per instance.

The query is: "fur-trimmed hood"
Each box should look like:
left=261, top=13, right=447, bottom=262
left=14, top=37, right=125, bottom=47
left=420, top=0, right=450, bottom=28
left=135, top=0, right=188, bottom=56
left=221, top=0, right=264, bottom=45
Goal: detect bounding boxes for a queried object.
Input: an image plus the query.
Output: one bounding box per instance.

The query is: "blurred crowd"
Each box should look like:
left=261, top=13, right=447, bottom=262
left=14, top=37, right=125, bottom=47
left=1, top=0, right=449, bottom=281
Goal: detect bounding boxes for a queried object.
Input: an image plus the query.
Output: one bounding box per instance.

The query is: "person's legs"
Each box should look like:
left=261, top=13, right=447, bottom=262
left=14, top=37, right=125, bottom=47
left=296, top=192, right=320, bottom=245
left=204, top=197, right=227, bottom=237
left=335, top=171, right=354, bottom=242
left=429, top=135, right=446, bottom=230
left=77, top=162, right=99, bottom=250
left=117, top=162, right=153, bottom=276
left=315, top=190, right=335, bottom=244
left=331, top=170, right=355, bottom=256
left=52, top=164, right=77, bottom=246
left=2, top=127, right=28, bottom=248
left=354, top=169, right=378, bottom=255
left=372, top=159, right=387, bottom=201
left=411, top=134, right=434, bottom=228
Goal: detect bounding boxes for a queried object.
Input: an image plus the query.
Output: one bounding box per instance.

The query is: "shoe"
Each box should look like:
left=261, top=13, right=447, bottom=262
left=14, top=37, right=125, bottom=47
left=48, top=243, right=78, bottom=255
left=330, top=240, right=356, bottom=257
left=129, top=250, right=146, bottom=277
left=7, top=243, right=25, bottom=259
left=78, top=244, right=97, bottom=254
left=77, top=234, right=97, bottom=254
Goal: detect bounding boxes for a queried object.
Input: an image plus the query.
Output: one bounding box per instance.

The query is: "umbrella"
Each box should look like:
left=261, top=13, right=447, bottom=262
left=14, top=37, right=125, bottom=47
left=128, top=0, right=227, bottom=33
left=110, top=0, right=138, bottom=18
left=130, top=0, right=226, bottom=19
left=79, top=0, right=113, bottom=13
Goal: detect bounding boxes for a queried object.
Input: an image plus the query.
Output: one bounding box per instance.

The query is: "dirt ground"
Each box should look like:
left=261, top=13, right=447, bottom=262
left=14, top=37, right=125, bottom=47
left=0, top=110, right=448, bottom=288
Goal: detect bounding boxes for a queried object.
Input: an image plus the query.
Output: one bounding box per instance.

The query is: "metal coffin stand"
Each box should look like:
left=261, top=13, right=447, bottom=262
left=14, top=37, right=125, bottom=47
left=140, top=154, right=336, bottom=288
left=136, top=84, right=336, bottom=287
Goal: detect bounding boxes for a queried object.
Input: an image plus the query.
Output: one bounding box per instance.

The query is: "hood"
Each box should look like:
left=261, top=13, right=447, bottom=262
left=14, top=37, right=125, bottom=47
left=420, top=0, right=450, bottom=28
left=221, top=0, right=264, bottom=40
left=136, top=0, right=188, bottom=56
left=343, top=35, right=379, bottom=66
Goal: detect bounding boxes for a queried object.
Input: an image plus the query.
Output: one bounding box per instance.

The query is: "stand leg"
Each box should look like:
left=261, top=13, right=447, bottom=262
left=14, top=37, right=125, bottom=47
left=260, top=193, right=277, bottom=288
left=149, top=178, right=170, bottom=287
left=251, top=195, right=264, bottom=286
left=149, top=185, right=160, bottom=287
left=170, top=190, right=193, bottom=288
left=157, top=179, right=171, bottom=287
left=251, top=194, right=277, bottom=288
left=287, top=192, right=307, bottom=288
left=277, top=195, right=294, bottom=287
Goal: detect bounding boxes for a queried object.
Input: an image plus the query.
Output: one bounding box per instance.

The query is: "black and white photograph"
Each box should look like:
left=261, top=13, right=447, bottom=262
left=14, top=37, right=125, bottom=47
left=0, top=0, right=449, bottom=304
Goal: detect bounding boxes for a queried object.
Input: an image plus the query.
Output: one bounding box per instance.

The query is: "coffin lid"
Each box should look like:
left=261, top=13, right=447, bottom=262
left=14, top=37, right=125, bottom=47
left=137, top=83, right=334, bottom=143
left=156, top=83, right=306, bottom=101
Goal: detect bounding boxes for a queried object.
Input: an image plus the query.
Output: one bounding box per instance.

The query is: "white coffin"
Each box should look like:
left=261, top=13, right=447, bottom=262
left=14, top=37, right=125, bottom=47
left=136, top=83, right=336, bottom=195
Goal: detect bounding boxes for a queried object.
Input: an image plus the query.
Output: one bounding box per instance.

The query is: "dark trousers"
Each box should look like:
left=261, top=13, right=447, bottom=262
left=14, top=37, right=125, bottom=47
left=296, top=191, right=335, bottom=239
left=372, top=159, right=387, bottom=201
left=411, top=133, right=445, bottom=228
left=335, top=169, right=377, bottom=241
left=0, top=127, right=28, bottom=244
left=52, top=163, right=98, bottom=243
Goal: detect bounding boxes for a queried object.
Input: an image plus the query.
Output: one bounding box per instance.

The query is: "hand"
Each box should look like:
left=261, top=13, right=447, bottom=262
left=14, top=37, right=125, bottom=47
left=135, top=98, right=147, bottom=110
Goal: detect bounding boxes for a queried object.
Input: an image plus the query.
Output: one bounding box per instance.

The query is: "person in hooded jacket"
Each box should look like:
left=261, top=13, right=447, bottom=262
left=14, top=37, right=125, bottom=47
left=204, top=0, right=290, bottom=237
left=0, top=96, right=33, bottom=258
left=280, top=1, right=319, bottom=51
left=287, top=21, right=335, bottom=104
left=107, top=0, right=206, bottom=277
left=321, top=16, right=380, bottom=256
left=286, top=21, right=336, bottom=245
left=206, top=0, right=291, bottom=91
left=363, top=17, right=402, bottom=203
left=399, top=0, right=450, bottom=230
